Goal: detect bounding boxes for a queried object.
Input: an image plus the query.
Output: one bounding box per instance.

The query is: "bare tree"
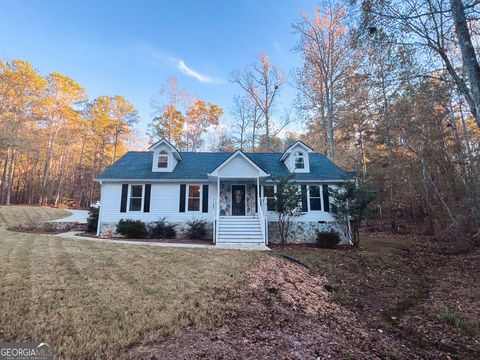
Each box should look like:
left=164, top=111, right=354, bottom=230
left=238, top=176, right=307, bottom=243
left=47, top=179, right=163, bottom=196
left=361, top=0, right=480, bottom=127
left=293, top=1, right=357, bottom=158
left=231, top=53, right=285, bottom=151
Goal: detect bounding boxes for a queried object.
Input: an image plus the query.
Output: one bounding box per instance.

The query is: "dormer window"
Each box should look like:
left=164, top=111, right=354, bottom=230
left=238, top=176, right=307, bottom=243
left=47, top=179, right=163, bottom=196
left=158, top=150, right=168, bottom=168
left=294, top=151, right=305, bottom=169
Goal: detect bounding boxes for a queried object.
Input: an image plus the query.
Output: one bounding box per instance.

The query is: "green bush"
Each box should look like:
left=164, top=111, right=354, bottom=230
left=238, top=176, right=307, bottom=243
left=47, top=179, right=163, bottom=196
left=116, top=219, right=148, bottom=238
left=316, top=229, right=341, bottom=249
left=185, top=219, right=208, bottom=239
left=87, top=207, right=99, bottom=232
left=149, top=218, right=176, bottom=238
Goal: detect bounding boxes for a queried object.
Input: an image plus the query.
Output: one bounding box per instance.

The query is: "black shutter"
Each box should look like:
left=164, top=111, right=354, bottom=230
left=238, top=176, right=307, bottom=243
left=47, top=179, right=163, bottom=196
left=322, top=185, right=330, bottom=212
left=301, top=185, right=308, bottom=212
left=144, top=184, right=151, bottom=212
left=202, top=184, right=209, bottom=213
left=255, top=186, right=258, bottom=213
left=120, top=184, right=128, bottom=213
left=179, top=184, right=186, bottom=212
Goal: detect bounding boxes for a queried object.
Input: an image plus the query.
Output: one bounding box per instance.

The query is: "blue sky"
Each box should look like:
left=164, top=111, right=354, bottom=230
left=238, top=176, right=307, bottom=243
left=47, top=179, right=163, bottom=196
left=0, top=0, right=317, bottom=140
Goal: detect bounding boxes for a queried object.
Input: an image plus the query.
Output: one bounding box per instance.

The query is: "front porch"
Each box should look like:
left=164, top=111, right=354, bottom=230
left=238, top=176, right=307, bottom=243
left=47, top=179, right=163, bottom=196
left=207, top=150, right=271, bottom=245
left=213, top=178, right=269, bottom=245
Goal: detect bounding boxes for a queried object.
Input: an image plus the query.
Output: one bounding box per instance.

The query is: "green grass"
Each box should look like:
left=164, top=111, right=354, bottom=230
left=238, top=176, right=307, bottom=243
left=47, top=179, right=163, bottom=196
left=440, top=312, right=479, bottom=335
left=0, top=206, right=261, bottom=359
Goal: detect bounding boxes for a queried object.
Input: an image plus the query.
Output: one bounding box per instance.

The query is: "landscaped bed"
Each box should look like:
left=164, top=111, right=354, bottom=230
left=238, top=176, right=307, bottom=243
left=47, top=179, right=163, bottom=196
left=78, top=231, right=213, bottom=245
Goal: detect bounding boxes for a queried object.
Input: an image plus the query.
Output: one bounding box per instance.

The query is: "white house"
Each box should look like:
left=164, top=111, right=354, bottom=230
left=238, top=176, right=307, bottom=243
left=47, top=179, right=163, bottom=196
left=95, top=139, right=353, bottom=245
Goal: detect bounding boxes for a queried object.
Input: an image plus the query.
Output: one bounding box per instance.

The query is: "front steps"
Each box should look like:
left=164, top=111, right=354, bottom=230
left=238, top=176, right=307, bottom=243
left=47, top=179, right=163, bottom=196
left=216, top=216, right=264, bottom=245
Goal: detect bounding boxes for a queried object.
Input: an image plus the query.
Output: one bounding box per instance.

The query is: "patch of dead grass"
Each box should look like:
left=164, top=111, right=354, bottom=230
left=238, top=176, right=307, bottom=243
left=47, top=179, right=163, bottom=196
left=0, top=206, right=262, bottom=359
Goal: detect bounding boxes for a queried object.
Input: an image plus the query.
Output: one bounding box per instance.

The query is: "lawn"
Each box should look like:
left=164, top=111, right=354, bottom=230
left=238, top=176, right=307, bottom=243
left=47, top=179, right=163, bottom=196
left=0, top=206, right=261, bottom=359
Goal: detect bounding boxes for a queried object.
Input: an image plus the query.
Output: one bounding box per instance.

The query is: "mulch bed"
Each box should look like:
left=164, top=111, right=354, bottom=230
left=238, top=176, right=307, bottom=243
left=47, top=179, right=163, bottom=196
left=79, top=232, right=213, bottom=245
left=9, top=222, right=86, bottom=234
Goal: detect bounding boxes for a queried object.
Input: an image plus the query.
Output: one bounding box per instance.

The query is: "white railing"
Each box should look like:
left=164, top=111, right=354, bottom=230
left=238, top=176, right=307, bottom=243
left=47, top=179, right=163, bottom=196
left=258, top=197, right=268, bottom=245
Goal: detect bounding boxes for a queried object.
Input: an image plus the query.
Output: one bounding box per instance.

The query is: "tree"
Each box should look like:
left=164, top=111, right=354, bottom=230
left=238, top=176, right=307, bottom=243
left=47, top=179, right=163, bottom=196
left=109, top=95, right=139, bottom=163
left=231, top=53, right=285, bottom=151
left=148, top=105, right=184, bottom=145
left=331, top=180, right=375, bottom=246
left=185, top=100, right=223, bottom=151
left=0, top=59, right=46, bottom=205
left=294, top=1, right=356, bottom=158
left=271, top=175, right=303, bottom=244
left=359, top=0, right=480, bottom=128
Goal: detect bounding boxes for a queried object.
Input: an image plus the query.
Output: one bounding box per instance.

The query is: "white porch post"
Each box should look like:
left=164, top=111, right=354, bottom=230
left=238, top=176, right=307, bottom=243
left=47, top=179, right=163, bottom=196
left=216, top=176, right=220, bottom=243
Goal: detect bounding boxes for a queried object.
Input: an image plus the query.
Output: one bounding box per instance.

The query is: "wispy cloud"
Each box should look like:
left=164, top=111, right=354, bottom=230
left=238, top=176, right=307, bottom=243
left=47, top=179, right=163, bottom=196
left=138, top=44, right=223, bottom=84
left=177, top=60, right=217, bottom=83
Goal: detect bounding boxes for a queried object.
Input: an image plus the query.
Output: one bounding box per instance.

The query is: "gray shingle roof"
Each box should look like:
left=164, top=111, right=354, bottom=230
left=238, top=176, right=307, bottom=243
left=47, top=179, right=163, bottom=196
left=96, top=151, right=351, bottom=181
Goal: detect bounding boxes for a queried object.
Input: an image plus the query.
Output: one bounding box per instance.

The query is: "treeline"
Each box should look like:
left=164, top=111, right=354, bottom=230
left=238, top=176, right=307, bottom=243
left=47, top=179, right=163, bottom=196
left=0, top=60, right=138, bottom=207
left=292, top=1, right=480, bottom=236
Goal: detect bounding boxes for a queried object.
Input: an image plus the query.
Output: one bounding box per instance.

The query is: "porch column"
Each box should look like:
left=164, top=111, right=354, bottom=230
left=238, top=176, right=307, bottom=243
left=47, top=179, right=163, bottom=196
left=216, top=176, right=220, bottom=243
left=256, top=176, right=260, bottom=213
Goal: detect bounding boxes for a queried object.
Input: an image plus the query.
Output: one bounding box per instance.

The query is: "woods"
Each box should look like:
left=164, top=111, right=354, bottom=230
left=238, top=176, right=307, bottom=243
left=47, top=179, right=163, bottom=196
left=0, top=60, right=138, bottom=207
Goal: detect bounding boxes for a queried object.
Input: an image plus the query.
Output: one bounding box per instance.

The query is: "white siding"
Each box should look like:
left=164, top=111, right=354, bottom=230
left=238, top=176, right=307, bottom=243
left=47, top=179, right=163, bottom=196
left=218, top=155, right=260, bottom=178
left=265, top=184, right=337, bottom=222
left=100, top=182, right=217, bottom=223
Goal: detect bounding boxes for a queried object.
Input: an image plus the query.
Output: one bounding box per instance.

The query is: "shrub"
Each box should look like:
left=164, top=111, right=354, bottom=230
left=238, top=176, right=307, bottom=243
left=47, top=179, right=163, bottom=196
left=87, top=206, right=99, bottom=232
left=316, top=229, right=341, bottom=249
left=149, top=218, right=176, bottom=238
left=185, top=219, right=208, bottom=239
left=116, top=219, right=148, bottom=238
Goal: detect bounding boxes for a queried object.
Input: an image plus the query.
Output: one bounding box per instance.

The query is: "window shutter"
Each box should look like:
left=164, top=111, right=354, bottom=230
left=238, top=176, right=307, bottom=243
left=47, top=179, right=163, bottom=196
left=179, top=184, right=186, bottom=212
left=255, top=186, right=258, bottom=213
left=322, top=185, right=330, bottom=212
left=120, top=184, right=128, bottom=213
left=202, top=184, right=209, bottom=213
left=144, top=184, right=151, bottom=213
left=301, top=185, right=308, bottom=212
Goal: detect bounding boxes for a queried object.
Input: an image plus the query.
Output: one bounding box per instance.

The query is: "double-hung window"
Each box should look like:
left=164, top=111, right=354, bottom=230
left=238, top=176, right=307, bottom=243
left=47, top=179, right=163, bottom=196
left=187, top=185, right=201, bottom=211
left=294, top=151, right=305, bottom=169
left=129, top=185, right=143, bottom=211
left=158, top=150, right=168, bottom=168
left=263, top=185, right=275, bottom=211
left=308, top=185, right=322, bottom=211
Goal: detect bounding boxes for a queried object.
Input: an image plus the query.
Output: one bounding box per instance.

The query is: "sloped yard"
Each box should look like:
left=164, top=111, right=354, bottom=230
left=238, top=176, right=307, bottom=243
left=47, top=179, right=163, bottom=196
left=2, top=206, right=478, bottom=359
left=0, top=206, right=261, bottom=359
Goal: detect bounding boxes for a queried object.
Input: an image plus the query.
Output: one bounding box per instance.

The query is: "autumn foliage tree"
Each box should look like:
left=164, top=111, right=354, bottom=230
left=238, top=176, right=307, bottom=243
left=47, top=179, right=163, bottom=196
left=0, top=59, right=139, bottom=207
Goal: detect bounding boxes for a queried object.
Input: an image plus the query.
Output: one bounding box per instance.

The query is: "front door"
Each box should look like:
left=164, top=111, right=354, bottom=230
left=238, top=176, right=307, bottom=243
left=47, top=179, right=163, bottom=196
left=231, top=185, right=246, bottom=216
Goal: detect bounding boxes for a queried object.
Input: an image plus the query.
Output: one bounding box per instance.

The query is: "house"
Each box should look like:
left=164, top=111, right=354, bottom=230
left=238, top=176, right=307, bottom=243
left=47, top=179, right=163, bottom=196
left=95, top=139, right=353, bottom=245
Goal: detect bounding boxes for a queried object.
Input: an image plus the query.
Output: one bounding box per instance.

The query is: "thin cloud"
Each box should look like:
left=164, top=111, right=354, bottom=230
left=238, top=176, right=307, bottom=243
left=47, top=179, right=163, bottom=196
left=137, top=44, right=224, bottom=84
left=177, top=60, right=221, bottom=84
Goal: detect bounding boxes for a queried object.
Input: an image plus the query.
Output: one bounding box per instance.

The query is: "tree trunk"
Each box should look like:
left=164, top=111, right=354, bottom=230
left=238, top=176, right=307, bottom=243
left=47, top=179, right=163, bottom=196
left=450, top=0, right=480, bottom=128
left=40, top=131, right=56, bottom=205
left=55, top=147, right=68, bottom=207
left=5, top=148, right=16, bottom=205
left=0, top=149, right=9, bottom=204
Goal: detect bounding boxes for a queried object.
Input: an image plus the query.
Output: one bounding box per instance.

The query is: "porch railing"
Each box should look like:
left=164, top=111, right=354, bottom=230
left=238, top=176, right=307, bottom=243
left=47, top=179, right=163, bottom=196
left=258, top=197, right=268, bottom=245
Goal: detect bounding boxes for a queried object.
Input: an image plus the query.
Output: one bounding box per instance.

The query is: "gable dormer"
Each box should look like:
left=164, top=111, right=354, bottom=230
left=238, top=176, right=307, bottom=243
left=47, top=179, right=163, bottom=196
left=148, top=138, right=182, bottom=172
left=280, top=140, right=314, bottom=173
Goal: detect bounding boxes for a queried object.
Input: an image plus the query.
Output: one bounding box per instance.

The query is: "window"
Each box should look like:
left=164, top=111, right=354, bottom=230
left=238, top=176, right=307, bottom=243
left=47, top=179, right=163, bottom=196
left=309, top=185, right=322, bottom=211
left=188, top=185, right=201, bottom=211
left=294, top=151, right=305, bottom=169
left=158, top=150, right=168, bottom=168
left=264, top=185, right=275, bottom=211
left=129, top=185, right=143, bottom=211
